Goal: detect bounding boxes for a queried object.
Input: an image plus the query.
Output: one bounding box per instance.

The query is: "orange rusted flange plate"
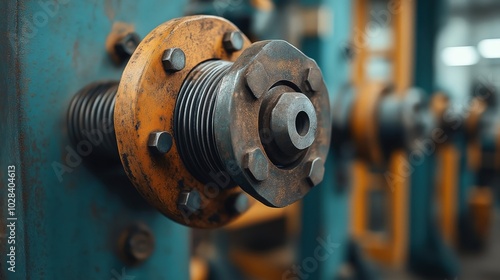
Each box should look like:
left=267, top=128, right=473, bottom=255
left=351, top=82, right=391, bottom=165
left=115, top=16, right=251, bottom=228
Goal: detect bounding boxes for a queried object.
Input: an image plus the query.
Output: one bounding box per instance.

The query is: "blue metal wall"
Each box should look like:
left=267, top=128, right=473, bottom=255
left=1, top=1, right=189, bottom=279
left=299, top=0, right=353, bottom=279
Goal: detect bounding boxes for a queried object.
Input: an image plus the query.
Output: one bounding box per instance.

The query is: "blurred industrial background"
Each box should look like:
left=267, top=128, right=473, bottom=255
left=1, top=0, right=499, bottom=279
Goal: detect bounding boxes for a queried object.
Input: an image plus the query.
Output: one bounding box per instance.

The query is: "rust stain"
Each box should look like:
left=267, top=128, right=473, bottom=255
left=104, top=0, right=122, bottom=21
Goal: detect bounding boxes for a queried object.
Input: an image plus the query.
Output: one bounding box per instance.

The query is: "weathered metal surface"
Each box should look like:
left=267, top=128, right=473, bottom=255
left=174, top=60, right=234, bottom=185
left=378, top=88, right=430, bottom=159
left=346, top=82, right=430, bottom=165
left=115, top=16, right=252, bottom=228
left=67, top=81, right=120, bottom=159
left=0, top=1, right=189, bottom=279
left=114, top=16, right=330, bottom=226
left=214, top=40, right=331, bottom=207
left=350, top=82, right=389, bottom=165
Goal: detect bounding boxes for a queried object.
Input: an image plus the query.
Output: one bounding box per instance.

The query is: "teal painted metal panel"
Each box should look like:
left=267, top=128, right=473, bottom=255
left=298, top=0, right=352, bottom=279
left=1, top=1, right=189, bottom=279
left=409, top=0, right=458, bottom=278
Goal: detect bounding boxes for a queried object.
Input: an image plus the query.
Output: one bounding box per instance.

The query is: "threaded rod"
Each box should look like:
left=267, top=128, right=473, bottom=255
left=174, top=60, right=233, bottom=184
left=67, top=81, right=119, bottom=159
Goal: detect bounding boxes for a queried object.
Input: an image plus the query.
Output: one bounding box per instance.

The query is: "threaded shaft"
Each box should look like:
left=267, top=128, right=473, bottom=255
left=67, top=81, right=119, bottom=159
left=174, top=60, right=233, bottom=184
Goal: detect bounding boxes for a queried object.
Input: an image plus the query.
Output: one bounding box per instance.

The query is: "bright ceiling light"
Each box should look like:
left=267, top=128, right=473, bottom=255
left=441, top=46, right=479, bottom=66
left=478, top=39, right=500, bottom=59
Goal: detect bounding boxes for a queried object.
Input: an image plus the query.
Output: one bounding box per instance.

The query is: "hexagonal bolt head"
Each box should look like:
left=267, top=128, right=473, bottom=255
left=223, top=31, right=244, bottom=52
left=162, top=48, right=186, bottom=72
left=147, top=131, right=173, bottom=154
left=123, top=224, right=155, bottom=264
left=114, top=32, right=141, bottom=60
left=305, top=67, right=323, bottom=93
left=226, top=193, right=250, bottom=214
left=306, top=158, right=325, bottom=187
left=243, top=148, right=269, bottom=182
left=178, top=191, right=202, bottom=214
left=270, top=92, right=317, bottom=153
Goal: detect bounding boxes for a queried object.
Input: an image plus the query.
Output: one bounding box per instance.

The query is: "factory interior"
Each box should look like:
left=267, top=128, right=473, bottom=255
left=1, top=0, right=499, bottom=279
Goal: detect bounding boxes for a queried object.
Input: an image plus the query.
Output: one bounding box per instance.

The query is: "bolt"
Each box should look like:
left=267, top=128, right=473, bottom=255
left=243, top=148, right=269, bottom=181
left=223, top=31, right=244, bottom=52
left=227, top=193, right=250, bottom=214
left=114, top=32, right=141, bottom=61
left=123, top=224, right=155, bottom=264
left=306, top=158, right=325, bottom=187
left=305, top=67, right=323, bottom=93
left=178, top=191, right=202, bottom=214
left=147, top=131, right=173, bottom=154
left=162, top=48, right=186, bottom=72
left=246, top=61, right=269, bottom=99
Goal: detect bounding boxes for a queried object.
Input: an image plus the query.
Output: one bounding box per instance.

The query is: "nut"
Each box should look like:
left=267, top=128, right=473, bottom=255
left=178, top=191, right=202, bottom=214
left=162, top=48, right=186, bottom=72
left=114, top=32, right=141, bottom=60
left=147, top=131, right=173, bottom=154
left=223, top=31, right=244, bottom=52
left=306, top=158, right=325, bottom=187
left=122, top=224, right=155, bottom=264
left=243, top=148, right=269, bottom=181
left=305, top=67, right=323, bottom=93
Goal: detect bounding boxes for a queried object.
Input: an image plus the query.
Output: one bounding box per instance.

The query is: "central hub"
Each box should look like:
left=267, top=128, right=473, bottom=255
left=271, top=92, right=317, bottom=152
left=262, top=91, right=318, bottom=167
left=114, top=15, right=331, bottom=220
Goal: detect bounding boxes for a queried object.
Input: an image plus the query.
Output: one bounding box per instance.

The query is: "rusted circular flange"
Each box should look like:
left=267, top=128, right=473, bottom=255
left=114, top=16, right=251, bottom=228
left=350, top=82, right=391, bottom=165
left=214, top=40, right=331, bottom=207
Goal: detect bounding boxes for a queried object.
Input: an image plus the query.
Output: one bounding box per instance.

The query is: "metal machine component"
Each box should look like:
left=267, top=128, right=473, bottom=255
left=147, top=131, right=173, bottom=155
left=67, top=16, right=331, bottom=228
left=114, top=32, right=142, bottom=62
left=162, top=48, right=186, bottom=72
left=67, top=82, right=119, bottom=159
left=119, top=224, right=155, bottom=265
left=457, top=85, right=500, bottom=250
left=378, top=88, right=429, bottom=159
left=222, top=31, right=244, bottom=52
left=332, top=82, right=429, bottom=164
left=332, top=82, right=430, bottom=266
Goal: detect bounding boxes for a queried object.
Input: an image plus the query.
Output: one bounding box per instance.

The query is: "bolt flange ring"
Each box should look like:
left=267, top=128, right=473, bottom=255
left=114, top=16, right=251, bottom=228
left=214, top=40, right=331, bottom=207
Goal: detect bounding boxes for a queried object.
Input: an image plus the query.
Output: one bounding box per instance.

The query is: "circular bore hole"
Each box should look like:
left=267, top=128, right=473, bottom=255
left=295, top=111, right=310, bottom=136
